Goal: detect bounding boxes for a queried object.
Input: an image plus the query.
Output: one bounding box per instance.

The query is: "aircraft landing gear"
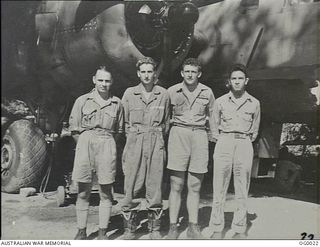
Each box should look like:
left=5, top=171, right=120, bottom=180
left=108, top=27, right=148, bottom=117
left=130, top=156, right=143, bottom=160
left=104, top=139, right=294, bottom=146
left=1, top=119, right=47, bottom=193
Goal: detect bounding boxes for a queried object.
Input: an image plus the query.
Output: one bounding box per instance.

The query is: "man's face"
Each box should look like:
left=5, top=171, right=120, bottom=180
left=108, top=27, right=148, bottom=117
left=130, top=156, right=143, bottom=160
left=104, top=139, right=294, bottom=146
left=93, top=70, right=113, bottom=93
left=181, top=65, right=202, bottom=86
left=229, top=70, right=248, bottom=93
left=137, top=63, right=156, bottom=85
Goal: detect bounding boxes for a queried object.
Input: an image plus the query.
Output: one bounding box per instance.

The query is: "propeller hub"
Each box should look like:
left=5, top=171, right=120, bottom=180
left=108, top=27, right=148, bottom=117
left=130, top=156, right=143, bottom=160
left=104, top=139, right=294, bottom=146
left=169, top=2, right=199, bottom=25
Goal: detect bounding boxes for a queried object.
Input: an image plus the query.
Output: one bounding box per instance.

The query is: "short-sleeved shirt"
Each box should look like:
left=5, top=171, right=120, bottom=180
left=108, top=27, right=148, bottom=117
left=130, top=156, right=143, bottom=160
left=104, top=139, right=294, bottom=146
left=69, top=89, right=124, bottom=134
left=168, top=82, right=215, bottom=140
left=211, top=91, right=260, bottom=142
left=122, top=83, right=170, bottom=135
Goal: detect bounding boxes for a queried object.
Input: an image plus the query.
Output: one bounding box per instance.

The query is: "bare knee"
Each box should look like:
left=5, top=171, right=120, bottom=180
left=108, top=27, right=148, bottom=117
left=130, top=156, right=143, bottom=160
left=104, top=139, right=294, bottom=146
left=78, top=190, right=90, bottom=201
left=99, top=184, right=113, bottom=201
left=170, top=177, right=184, bottom=193
left=100, top=193, right=112, bottom=202
left=188, top=173, right=203, bottom=193
left=77, top=182, right=92, bottom=200
left=188, top=180, right=201, bottom=193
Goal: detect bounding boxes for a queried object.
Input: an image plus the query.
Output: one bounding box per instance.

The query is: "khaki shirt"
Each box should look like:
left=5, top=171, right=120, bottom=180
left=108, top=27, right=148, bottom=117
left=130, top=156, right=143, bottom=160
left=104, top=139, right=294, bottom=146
left=69, top=89, right=124, bottom=134
left=211, top=91, right=260, bottom=142
left=122, top=83, right=170, bottom=135
left=168, top=82, right=216, bottom=140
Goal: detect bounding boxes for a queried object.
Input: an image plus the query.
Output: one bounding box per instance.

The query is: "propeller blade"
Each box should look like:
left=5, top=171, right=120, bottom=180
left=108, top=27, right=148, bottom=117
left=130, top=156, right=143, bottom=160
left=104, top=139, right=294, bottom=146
left=75, top=1, right=123, bottom=29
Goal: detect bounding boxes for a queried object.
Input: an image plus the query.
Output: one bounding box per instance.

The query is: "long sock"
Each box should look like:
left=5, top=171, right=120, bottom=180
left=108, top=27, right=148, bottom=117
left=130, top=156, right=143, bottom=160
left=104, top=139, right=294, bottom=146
left=76, top=199, right=89, bottom=229
left=99, top=199, right=112, bottom=229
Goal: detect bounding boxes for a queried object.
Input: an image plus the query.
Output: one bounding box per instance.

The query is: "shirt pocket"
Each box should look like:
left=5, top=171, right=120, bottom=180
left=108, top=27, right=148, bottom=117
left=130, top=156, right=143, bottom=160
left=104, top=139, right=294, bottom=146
left=130, top=107, right=144, bottom=124
left=150, top=105, right=165, bottom=124
left=221, top=109, right=233, bottom=121
left=102, top=109, right=117, bottom=130
left=241, top=111, right=253, bottom=122
left=240, top=111, right=254, bottom=131
left=172, top=102, right=185, bottom=116
left=81, top=106, right=97, bottom=128
left=194, top=97, right=209, bottom=115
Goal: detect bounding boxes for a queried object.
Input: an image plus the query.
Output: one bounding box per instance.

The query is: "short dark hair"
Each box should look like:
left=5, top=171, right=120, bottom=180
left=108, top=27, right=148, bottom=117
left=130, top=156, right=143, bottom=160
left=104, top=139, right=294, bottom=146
left=95, top=65, right=112, bottom=80
left=182, top=58, right=202, bottom=71
left=229, top=63, right=248, bottom=78
left=95, top=65, right=110, bottom=74
left=136, top=57, right=157, bottom=70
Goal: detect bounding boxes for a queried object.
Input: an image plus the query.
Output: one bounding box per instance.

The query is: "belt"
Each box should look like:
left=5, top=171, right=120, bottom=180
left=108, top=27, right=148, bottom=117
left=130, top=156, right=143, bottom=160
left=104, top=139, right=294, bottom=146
left=83, top=128, right=114, bottom=136
left=129, top=125, right=163, bottom=133
left=173, top=123, right=206, bottom=131
left=220, top=132, right=249, bottom=139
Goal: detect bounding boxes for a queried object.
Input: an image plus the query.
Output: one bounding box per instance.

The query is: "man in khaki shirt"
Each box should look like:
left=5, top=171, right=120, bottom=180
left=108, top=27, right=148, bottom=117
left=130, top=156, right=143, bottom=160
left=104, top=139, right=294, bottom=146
left=208, top=64, right=260, bottom=239
left=167, top=58, right=215, bottom=239
left=121, top=57, right=170, bottom=239
left=69, top=66, right=124, bottom=240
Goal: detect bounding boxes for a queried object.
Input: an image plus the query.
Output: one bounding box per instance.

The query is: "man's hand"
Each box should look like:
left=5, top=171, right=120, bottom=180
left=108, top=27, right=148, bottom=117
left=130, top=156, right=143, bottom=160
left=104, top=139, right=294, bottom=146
left=209, top=138, right=217, bottom=143
left=71, top=133, right=79, bottom=144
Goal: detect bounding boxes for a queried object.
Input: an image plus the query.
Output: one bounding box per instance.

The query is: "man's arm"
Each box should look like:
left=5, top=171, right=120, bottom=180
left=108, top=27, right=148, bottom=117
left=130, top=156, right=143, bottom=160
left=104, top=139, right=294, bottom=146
left=116, top=101, right=124, bottom=134
left=251, top=101, right=261, bottom=142
left=121, top=89, right=130, bottom=135
left=163, top=92, right=171, bottom=136
left=206, top=90, right=216, bottom=142
left=208, top=98, right=221, bottom=143
left=69, top=97, right=84, bottom=143
left=114, top=101, right=125, bottom=152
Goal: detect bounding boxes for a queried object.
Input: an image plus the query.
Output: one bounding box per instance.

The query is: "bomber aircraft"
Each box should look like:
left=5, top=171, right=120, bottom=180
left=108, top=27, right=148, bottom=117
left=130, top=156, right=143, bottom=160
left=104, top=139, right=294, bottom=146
left=1, top=0, right=319, bottom=194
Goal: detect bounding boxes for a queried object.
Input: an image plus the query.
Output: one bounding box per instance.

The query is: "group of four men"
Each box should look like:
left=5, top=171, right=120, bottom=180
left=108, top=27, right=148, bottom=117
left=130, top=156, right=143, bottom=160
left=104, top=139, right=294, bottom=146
left=68, top=57, right=261, bottom=240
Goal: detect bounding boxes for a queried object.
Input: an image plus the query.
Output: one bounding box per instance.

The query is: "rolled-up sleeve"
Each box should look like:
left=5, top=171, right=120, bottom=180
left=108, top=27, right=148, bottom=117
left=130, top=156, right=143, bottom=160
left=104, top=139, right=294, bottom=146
left=163, top=92, right=171, bottom=136
left=69, top=97, right=84, bottom=134
left=207, top=91, right=217, bottom=142
left=209, top=99, right=221, bottom=142
left=251, top=101, right=261, bottom=142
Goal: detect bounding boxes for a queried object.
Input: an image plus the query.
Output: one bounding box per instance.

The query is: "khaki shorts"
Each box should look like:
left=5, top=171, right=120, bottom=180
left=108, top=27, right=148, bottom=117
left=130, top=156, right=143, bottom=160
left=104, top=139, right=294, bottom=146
left=72, top=130, right=116, bottom=184
left=167, top=126, right=208, bottom=173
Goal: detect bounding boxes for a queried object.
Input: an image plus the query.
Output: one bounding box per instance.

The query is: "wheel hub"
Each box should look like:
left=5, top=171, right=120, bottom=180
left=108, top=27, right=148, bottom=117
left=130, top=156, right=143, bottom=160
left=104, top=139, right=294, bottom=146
left=1, top=143, right=13, bottom=172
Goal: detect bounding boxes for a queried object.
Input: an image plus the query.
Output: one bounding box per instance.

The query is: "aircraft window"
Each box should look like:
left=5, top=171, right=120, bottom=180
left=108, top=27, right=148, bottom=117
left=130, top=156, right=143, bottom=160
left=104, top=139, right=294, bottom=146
left=240, top=0, right=259, bottom=8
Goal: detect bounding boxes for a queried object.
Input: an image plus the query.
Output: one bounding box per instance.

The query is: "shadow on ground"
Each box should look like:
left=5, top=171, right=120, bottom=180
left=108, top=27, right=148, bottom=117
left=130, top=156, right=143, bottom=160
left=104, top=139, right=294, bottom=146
left=249, top=178, right=319, bottom=204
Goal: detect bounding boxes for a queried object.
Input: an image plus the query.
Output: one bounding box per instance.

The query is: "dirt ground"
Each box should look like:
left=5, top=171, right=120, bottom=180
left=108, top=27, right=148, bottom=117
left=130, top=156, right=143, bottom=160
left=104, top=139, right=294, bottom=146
left=1, top=179, right=319, bottom=240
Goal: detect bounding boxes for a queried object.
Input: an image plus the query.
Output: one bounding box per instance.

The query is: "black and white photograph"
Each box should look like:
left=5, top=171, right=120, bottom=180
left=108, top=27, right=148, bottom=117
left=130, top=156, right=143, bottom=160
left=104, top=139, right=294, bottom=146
left=1, top=0, right=319, bottom=242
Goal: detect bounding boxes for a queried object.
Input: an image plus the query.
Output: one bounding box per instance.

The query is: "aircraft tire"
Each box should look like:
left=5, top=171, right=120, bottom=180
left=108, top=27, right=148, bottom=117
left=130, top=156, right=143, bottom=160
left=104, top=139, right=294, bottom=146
left=1, top=119, right=47, bottom=193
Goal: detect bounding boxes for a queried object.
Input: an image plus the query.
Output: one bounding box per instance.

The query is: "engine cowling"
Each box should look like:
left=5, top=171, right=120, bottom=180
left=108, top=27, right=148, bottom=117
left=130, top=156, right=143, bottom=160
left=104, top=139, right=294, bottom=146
left=125, top=1, right=199, bottom=75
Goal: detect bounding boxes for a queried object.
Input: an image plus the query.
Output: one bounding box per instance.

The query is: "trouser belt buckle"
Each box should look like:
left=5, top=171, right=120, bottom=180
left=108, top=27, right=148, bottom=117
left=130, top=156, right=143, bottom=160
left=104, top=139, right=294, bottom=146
left=234, top=133, right=246, bottom=139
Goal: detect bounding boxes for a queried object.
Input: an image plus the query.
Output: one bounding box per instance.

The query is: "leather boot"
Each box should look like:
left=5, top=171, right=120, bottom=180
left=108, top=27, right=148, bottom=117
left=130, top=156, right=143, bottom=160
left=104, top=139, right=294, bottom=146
left=187, top=223, right=204, bottom=239
left=210, top=232, right=223, bottom=239
left=148, top=209, right=162, bottom=239
left=74, top=228, right=87, bottom=240
left=167, top=223, right=179, bottom=239
left=122, top=210, right=138, bottom=240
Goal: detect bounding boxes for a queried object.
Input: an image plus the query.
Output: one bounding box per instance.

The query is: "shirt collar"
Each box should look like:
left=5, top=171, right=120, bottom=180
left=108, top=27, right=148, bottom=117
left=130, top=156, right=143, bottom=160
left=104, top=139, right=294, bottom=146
left=176, top=82, right=208, bottom=93
left=133, top=83, right=161, bottom=95
left=228, top=91, right=252, bottom=102
left=87, top=89, right=117, bottom=105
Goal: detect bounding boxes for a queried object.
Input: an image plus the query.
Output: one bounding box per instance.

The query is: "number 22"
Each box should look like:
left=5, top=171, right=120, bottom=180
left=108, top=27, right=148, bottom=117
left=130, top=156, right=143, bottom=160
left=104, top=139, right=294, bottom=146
left=301, top=232, right=314, bottom=240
